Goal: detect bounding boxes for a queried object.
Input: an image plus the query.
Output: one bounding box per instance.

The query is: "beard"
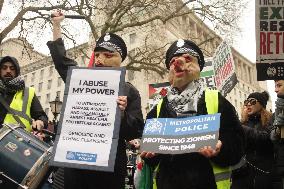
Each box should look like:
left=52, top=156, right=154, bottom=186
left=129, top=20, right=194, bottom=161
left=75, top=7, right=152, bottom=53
left=1, top=77, right=13, bottom=83
left=1, top=73, right=15, bottom=82
left=0, top=75, right=25, bottom=93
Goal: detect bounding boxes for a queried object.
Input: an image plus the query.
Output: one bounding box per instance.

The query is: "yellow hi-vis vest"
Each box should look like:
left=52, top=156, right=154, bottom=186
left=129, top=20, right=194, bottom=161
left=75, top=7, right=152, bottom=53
left=4, top=87, right=35, bottom=132
left=154, top=89, right=231, bottom=189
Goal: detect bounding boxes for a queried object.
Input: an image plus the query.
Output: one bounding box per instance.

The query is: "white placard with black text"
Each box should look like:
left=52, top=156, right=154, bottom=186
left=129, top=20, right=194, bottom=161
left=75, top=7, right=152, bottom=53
left=50, top=67, right=125, bottom=172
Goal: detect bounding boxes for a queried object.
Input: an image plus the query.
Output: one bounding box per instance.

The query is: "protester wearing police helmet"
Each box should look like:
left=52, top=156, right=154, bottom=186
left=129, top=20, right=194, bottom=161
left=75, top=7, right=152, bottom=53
left=140, top=39, right=244, bottom=189
left=47, top=10, right=143, bottom=189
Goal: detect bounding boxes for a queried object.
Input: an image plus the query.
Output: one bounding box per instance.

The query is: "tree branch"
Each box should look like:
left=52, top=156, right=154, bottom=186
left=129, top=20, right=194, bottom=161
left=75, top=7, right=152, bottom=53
left=0, top=0, right=4, bottom=14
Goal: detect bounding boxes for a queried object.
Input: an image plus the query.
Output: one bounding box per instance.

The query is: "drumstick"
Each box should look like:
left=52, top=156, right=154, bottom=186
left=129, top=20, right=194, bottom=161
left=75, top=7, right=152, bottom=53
left=50, top=14, right=86, bottom=19
left=42, top=129, right=56, bottom=137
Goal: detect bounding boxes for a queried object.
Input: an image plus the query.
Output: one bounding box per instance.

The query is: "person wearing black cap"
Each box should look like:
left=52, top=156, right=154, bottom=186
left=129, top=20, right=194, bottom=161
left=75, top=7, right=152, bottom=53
left=0, top=56, right=48, bottom=131
left=47, top=11, right=144, bottom=189
left=231, top=91, right=274, bottom=189
left=140, top=39, right=244, bottom=189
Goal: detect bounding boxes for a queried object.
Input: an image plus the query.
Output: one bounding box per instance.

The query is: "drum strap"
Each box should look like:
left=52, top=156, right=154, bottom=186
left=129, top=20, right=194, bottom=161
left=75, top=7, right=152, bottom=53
left=0, top=94, right=27, bottom=129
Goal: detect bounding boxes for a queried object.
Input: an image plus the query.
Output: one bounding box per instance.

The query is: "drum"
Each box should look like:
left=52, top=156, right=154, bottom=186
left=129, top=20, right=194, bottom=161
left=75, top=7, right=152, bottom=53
left=0, top=124, right=53, bottom=189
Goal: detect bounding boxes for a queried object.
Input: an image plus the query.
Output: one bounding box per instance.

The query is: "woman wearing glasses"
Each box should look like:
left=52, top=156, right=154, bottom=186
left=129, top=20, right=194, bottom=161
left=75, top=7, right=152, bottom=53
left=231, top=91, right=274, bottom=189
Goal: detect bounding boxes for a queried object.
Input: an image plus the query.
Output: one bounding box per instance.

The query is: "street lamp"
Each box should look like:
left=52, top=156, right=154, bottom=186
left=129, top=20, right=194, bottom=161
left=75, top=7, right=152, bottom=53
left=49, top=94, right=62, bottom=134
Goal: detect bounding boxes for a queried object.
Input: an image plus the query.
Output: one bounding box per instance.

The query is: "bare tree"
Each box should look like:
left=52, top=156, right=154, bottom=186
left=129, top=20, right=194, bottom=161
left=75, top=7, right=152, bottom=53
left=0, top=0, right=248, bottom=76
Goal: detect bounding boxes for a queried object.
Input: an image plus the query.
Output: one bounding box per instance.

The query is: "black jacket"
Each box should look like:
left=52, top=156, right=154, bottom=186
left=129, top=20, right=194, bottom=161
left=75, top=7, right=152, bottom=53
left=231, top=115, right=274, bottom=189
left=47, top=38, right=144, bottom=176
left=144, top=92, right=244, bottom=189
left=270, top=111, right=284, bottom=184
left=242, top=115, right=274, bottom=171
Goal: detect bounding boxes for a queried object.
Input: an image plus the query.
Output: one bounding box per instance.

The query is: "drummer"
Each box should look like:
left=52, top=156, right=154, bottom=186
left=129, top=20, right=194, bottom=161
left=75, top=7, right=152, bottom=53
left=0, top=56, right=48, bottom=132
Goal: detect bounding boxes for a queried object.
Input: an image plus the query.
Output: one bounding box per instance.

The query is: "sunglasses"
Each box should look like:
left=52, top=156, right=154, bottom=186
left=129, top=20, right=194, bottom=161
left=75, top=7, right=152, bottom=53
left=244, top=98, right=258, bottom=106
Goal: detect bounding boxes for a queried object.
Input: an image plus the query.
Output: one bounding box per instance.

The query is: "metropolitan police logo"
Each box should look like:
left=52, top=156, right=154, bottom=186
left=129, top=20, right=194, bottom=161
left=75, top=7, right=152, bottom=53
left=66, top=151, right=76, bottom=160
left=104, top=33, right=111, bottom=41
left=267, top=67, right=276, bottom=77
left=176, top=39, right=185, bottom=47
left=144, top=119, right=163, bottom=134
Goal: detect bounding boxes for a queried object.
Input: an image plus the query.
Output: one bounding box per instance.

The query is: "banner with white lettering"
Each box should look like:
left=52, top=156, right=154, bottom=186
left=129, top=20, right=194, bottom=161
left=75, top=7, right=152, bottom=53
left=213, top=41, right=237, bottom=96
left=256, top=1, right=284, bottom=80
left=50, top=67, right=125, bottom=172
left=140, top=113, right=220, bottom=154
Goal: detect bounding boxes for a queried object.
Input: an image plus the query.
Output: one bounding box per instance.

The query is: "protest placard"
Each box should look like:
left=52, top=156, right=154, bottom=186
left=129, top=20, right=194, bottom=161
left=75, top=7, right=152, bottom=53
left=213, top=41, right=238, bottom=96
left=140, top=113, right=220, bottom=154
left=256, top=0, right=284, bottom=80
left=50, top=67, right=125, bottom=172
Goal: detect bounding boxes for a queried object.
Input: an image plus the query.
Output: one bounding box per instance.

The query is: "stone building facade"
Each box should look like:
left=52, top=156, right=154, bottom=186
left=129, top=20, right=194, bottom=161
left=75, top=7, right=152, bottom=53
left=0, top=12, right=270, bottom=120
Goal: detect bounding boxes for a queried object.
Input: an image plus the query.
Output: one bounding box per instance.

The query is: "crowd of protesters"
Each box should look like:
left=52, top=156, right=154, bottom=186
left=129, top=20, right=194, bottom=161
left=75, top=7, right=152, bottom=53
left=3, top=10, right=284, bottom=189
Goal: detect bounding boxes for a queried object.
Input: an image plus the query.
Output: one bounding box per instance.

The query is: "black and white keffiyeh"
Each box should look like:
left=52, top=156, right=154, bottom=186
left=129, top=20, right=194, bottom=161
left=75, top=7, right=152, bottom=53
left=167, top=79, right=205, bottom=117
left=0, top=76, right=25, bottom=94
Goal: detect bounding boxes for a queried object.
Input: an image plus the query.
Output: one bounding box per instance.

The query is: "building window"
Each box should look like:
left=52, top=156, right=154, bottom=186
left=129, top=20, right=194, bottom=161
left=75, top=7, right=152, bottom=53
left=49, top=66, right=54, bottom=76
left=46, top=93, right=50, bottom=104
left=182, top=16, right=187, bottom=24
left=38, top=82, right=43, bottom=92
left=24, top=75, right=27, bottom=82
left=56, top=91, right=61, bottom=99
left=40, top=69, right=44, bottom=80
left=81, top=55, right=86, bottom=66
left=47, top=80, right=52, bottom=90
left=248, top=67, right=252, bottom=83
left=129, top=33, right=137, bottom=45
left=215, top=41, right=219, bottom=49
left=31, top=72, right=35, bottom=82
left=57, top=77, right=62, bottom=87
left=127, top=70, right=134, bottom=81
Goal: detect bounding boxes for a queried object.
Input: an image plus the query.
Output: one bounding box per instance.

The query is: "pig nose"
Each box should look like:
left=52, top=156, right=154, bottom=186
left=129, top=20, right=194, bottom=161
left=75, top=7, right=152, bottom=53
left=173, top=59, right=182, bottom=67
left=95, top=55, right=105, bottom=65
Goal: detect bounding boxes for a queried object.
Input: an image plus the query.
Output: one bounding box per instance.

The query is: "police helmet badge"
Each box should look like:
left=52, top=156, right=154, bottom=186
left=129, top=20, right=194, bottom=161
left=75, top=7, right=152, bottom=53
left=104, top=33, right=111, bottom=41
left=176, top=39, right=185, bottom=47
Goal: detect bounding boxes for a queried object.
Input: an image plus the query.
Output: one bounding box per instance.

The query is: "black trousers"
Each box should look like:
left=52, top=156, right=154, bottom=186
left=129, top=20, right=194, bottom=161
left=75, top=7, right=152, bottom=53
left=231, top=165, right=272, bottom=189
left=63, top=168, right=125, bottom=189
